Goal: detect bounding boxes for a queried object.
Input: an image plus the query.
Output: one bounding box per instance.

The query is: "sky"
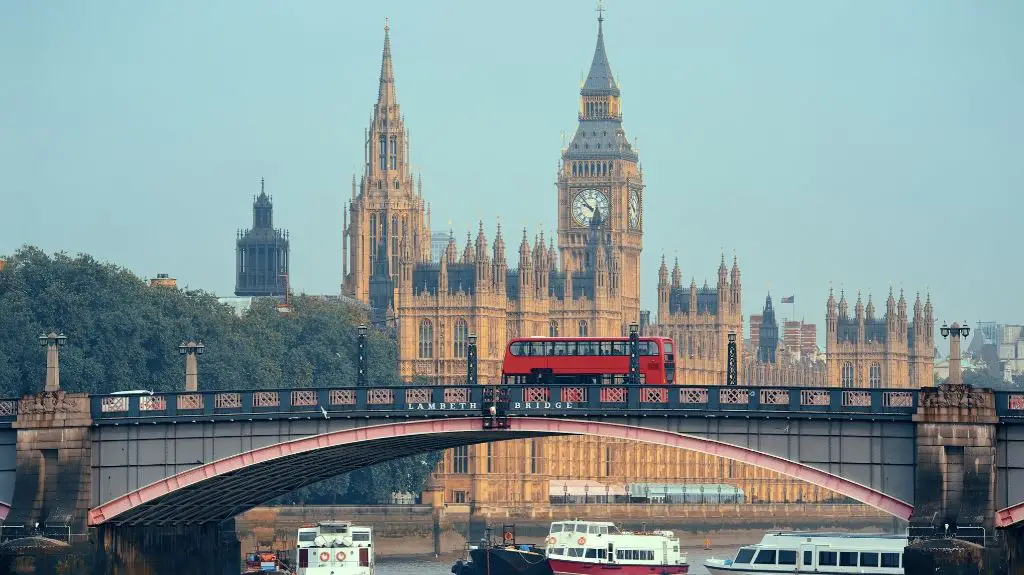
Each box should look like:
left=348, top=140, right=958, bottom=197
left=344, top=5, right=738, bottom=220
left=1, top=1, right=1022, bottom=337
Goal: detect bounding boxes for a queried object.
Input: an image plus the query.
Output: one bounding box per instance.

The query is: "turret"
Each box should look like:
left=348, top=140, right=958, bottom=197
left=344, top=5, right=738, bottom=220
left=730, top=254, right=741, bottom=308
left=826, top=288, right=838, bottom=334
left=671, top=257, right=682, bottom=289
left=689, top=278, right=697, bottom=315
left=518, top=228, right=532, bottom=295
left=886, top=287, right=897, bottom=333
left=658, top=255, right=668, bottom=287
left=839, top=290, right=849, bottom=319
left=445, top=231, right=457, bottom=265
left=865, top=294, right=875, bottom=320
left=492, top=221, right=507, bottom=293
left=924, top=293, right=934, bottom=344
left=461, top=231, right=473, bottom=264
left=474, top=222, right=490, bottom=290
left=657, top=255, right=669, bottom=322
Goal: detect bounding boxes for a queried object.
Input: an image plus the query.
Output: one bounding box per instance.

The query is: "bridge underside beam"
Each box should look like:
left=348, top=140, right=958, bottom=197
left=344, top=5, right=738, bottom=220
left=998, top=502, right=1024, bottom=528
left=91, top=422, right=550, bottom=526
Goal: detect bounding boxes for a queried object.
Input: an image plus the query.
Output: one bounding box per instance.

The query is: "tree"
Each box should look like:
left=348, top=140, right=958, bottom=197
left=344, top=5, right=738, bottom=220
left=0, top=246, right=440, bottom=504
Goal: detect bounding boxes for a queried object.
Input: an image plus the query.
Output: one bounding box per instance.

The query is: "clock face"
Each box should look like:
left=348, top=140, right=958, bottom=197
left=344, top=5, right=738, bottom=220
left=628, top=189, right=641, bottom=229
left=572, top=189, right=609, bottom=227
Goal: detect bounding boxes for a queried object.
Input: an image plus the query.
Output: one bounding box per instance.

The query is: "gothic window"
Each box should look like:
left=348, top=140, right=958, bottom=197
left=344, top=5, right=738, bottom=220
left=578, top=320, right=589, bottom=337
left=453, top=319, right=469, bottom=358
left=841, top=361, right=855, bottom=387
left=379, top=135, right=386, bottom=170
left=869, top=363, right=882, bottom=388
left=549, top=320, right=558, bottom=337
left=389, top=135, right=397, bottom=169
left=572, top=163, right=577, bottom=177
left=369, top=214, right=377, bottom=260
left=418, top=319, right=433, bottom=359
left=392, top=216, right=399, bottom=270
left=452, top=445, right=469, bottom=474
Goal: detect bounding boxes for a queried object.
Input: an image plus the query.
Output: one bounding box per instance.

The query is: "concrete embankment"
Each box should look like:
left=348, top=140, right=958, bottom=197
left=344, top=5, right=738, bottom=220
left=235, top=504, right=899, bottom=558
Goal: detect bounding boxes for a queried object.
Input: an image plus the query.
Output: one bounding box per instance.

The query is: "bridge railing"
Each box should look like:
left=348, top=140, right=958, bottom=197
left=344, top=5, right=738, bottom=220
left=0, top=399, right=17, bottom=423
left=85, top=384, right=951, bottom=422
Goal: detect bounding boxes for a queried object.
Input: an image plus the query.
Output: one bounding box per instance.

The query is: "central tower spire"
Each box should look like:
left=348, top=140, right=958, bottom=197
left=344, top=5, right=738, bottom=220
left=378, top=17, right=396, bottom=107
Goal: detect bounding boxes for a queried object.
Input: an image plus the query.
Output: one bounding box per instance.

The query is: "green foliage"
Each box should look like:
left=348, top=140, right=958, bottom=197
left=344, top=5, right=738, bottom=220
left=0, top=246, right=439, bottom=504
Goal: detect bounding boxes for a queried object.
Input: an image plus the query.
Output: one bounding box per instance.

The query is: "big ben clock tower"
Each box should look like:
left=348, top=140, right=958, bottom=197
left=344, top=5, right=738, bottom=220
left=557, top=10, right=642, bottom=326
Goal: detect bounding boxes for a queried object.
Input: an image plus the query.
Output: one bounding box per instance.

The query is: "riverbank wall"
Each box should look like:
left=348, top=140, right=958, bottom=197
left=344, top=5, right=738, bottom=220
left=235, top=503, right=899, bottom=558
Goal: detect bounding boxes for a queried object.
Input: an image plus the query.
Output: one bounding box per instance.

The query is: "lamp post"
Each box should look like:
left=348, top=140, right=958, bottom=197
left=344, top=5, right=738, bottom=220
left=940, top=322, right=970, bottom=386
left=178, top=341, right=205, bottom=392
left=357, top=325, right=368, bottom=387
left=467, top=333, right=478, bottom=386
left=38, top=332, right=68, bottom=392
left=628, top=323, right=640, bottom=385
left=727, top=332, right=738, bottom=386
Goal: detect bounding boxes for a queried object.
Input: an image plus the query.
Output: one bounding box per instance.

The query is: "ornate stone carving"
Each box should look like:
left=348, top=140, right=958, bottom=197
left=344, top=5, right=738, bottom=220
left=920, top=383, right=989, bottom=409
left=19, top=390, right=81, bottom=414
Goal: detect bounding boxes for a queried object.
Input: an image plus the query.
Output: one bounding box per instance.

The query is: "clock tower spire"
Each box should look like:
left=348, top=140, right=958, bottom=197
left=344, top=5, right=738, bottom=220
left=557, top=7, right=643, bottom=326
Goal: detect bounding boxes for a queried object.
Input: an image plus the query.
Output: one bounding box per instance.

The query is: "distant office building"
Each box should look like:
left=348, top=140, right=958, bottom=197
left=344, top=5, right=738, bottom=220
left=430, top=231, right=451, bottom=263
left=968, top=322, right=1024, bottom=381
left=235, top=179, right=290, bottom=297
left=749, top=314, right=762, bottom=353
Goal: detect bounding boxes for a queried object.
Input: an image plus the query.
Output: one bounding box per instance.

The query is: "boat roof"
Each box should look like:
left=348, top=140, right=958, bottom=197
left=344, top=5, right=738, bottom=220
left=551, top=520, right=616, bottom=527
left=763, top=531, right=906, bottom=540
left=753, top=532, right=907, bottom=548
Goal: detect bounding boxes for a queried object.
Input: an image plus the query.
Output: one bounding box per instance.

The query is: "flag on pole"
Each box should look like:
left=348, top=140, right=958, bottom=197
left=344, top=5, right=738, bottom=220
left=781, top=295, right=795, bottom=304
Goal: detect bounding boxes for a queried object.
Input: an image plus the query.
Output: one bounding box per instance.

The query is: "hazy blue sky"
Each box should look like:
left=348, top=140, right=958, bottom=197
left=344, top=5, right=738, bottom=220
left=2, top=1, right=1021, bottom=334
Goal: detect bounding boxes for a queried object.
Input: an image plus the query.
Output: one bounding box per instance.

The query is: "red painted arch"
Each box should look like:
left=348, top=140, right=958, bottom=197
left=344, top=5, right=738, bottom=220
left=87, top=417, right=913, bottom=526
left=997, top=502, right=1024, bottom=528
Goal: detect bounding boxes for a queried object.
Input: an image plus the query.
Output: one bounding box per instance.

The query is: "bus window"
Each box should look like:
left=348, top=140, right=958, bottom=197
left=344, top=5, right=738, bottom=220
left=664, top=342, right=673, bottom=355
left=611, top=341, right=628, bottom=355
left=553, top=341, right=568, bottom=356
left=599, top=341, right=613, bottom=356
left=578, top=341, right=596, bottom=355
left=542, top=341, right=556, bottom=356
left=510, top=342, right=524, bottom=356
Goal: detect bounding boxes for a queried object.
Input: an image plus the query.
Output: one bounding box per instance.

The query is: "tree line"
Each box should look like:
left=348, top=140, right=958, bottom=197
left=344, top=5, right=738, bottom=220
left=0, top=246, right=440, bottom=504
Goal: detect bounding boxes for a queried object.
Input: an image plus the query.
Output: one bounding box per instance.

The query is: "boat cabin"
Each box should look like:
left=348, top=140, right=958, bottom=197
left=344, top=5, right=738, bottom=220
left=706, top=532, right=907, bottom=575
left=295, top=521, right=374, bottom=575
left=545, top=520, right=687, bottom=570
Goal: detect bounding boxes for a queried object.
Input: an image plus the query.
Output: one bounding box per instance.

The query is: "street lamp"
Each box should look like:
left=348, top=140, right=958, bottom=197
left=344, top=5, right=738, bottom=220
left=39, top=331, right=67, bottom=392
left=940, top=322, right=970, bottom=387
left=466, top=333, right=478, bottom=386
left=727, top=332, right=738, bottom=386
left=356, top=325, right=368, bottom=387
left=178, top=341, right=205, bottom=391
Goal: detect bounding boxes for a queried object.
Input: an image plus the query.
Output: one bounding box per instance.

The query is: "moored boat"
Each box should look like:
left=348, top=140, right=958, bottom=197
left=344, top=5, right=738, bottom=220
left=295, top=521, right=374, bottom=575
left=243, top=548, right=291, bottom=574
left=462, top=525, right=553, bottom=575
left=544, top=520, right=688, bottom=575
left=704, top=531, right=907, bottom=575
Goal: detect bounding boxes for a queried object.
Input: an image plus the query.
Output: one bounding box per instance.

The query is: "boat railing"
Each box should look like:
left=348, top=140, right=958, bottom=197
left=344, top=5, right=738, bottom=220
left=908, top=525, right=990, bottom=547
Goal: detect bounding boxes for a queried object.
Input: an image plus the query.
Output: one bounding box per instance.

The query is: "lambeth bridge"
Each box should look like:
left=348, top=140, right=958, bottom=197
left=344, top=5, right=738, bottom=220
left=0, top=379, right=1023, bottom=572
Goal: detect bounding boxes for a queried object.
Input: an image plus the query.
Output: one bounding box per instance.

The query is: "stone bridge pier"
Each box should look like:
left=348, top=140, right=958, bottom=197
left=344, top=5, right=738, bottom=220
left=92, top=521, right=240, bottom=575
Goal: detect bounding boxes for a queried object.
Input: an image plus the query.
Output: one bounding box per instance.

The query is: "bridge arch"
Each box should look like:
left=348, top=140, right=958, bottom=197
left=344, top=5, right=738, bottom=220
left=88, top=417, right=913, bottom=526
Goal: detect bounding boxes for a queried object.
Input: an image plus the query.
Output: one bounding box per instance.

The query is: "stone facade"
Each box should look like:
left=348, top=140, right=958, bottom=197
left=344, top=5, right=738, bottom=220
left=825, top=289, right=935, bottom=388
left=235, top=178, right=290, bottom=297
left=340, top=16, right=825, bottom=508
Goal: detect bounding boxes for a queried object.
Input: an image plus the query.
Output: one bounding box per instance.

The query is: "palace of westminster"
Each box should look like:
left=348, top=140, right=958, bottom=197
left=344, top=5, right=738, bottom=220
left=232, top=13, right=936, bottom=508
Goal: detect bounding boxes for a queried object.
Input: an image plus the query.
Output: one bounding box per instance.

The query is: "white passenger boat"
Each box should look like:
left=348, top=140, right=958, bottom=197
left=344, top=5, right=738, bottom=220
left=296, top=521, right=374, bottom=575
left=545, top=520, right=688, bottom=575
left=704, top=532, right=907, bottom=575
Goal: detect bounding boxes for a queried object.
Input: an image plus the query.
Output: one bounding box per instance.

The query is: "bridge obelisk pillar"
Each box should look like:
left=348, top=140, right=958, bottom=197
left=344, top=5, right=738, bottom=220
left=8, top=334, right=93, bottom=539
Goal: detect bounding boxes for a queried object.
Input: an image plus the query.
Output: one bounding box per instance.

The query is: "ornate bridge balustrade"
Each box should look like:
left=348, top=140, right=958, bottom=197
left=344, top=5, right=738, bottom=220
left=86, top=385, right=1024, bottom=424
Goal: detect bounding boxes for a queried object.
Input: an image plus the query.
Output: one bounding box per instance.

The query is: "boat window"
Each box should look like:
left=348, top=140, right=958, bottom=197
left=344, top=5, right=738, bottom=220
left=881, top=553, right=900, bottom=568
left=588, top=525, right=600, bottom=534
left=585, top=549, right=598, bottom=559
left=568, top=548, right=584, bottom=557
left=734, top=548, right=756, bottom=564
left=549, top=524, right=563, bottom=533
left=818, top=551, right=837, bottom=566
left=778, top=550, right=797, bottom=565
left=352, top=532, right=370, bottom=542
left=549, top=548, right=564, bottom=556
left=597, top=549, right=606, bottom=559
left=298, top=532, right=316, bottom=542
left=860, top=552, right=879, bottom=567
left=754, top=550, right=776, bottom=564
left=839, top=552, right=858, bottom=567
left=802, top=551, right=812, bottom=565
left=608, top=525, right=621, bottom=534
left=599, top=526, right=609, bottom=534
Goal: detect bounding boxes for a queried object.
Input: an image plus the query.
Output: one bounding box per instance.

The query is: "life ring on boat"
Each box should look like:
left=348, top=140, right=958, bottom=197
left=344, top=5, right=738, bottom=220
left=504, top=532, right=514, bottom=542
left=577, top=536, right=586, bottom=545
left=546, top=536, right=557, bottom=544
left=319, top=551, right=330, bottom=562
left=336, top=551, right=347, bottom=562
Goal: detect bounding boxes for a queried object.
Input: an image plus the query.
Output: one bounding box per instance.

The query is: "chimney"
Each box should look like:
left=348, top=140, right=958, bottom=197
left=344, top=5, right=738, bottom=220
left=150, top=273, right=178, bottom=288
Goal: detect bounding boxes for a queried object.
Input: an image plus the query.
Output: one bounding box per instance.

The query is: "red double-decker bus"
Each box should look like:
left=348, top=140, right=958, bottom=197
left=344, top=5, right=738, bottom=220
left=501, top=336, right=677, bottom=385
